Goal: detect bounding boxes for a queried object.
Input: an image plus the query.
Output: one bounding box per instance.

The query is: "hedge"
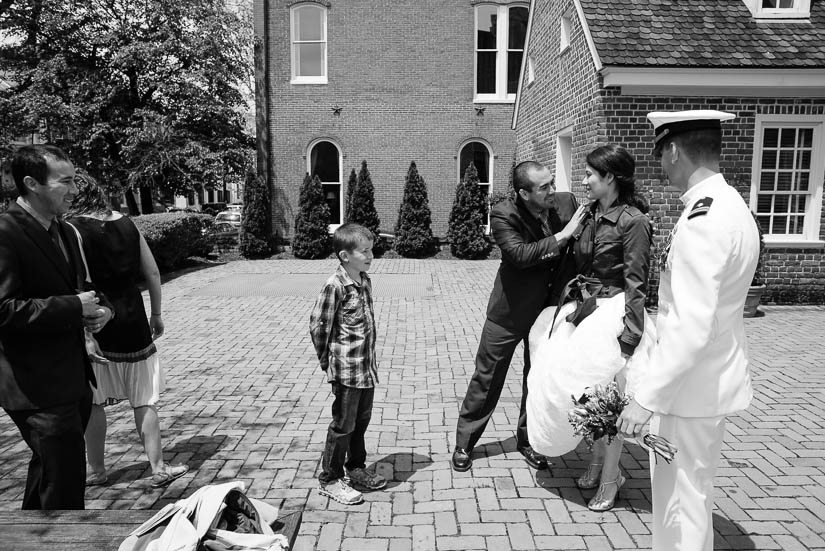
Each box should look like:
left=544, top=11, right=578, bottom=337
left=132, top=212, right=214, bottom=272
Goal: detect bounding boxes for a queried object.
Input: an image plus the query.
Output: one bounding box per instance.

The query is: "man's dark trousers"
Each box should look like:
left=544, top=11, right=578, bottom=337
left=456, top=318, right=532, bottom=452
left=319, top=382, right=374, bottom=484
left=5, top=390, right=92, bottom=510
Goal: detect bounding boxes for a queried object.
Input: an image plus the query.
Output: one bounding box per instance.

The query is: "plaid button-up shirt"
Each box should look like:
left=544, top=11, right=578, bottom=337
left=309, top=265, right=378, bottom=388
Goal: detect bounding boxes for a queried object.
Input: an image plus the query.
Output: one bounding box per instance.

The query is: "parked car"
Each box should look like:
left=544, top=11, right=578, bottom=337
left=215, top=210, right=242, bottom=228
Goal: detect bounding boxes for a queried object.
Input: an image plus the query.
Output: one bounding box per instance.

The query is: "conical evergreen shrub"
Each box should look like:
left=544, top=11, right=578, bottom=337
left=292, top=173, right=331, bottom=259
left=447, top=162, right=491, bottom=259
left=348, top=160, right=381, bottom=248
left=344, top=168, right=357, bottom=222
left=394, top=161, right=435, bottom=258
left=239, top=171, right=275, bottom=258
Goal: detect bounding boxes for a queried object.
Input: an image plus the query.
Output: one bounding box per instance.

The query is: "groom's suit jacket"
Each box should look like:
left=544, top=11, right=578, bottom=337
left=486, top=193, right=578, bottom=333
left=0, top=202, right=96, bottom=411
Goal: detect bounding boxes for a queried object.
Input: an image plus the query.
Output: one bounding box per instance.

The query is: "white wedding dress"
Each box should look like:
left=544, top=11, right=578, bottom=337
left=526, top=293, right=657, bottom=458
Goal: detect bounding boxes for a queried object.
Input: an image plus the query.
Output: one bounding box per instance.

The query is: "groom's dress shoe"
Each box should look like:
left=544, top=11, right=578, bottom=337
left=518, top=445, right=549, bottom=470
left=452, top=447, right=472, bottom=472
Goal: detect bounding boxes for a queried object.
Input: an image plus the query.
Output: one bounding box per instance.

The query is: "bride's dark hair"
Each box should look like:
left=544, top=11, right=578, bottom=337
left=585, top=144, right=649, bottom=214
left=68, top=170, right=112, bottom=217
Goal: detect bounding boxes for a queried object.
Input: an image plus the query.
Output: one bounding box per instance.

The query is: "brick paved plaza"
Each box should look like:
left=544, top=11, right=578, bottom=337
left=1, top=259, right=823, bottom=550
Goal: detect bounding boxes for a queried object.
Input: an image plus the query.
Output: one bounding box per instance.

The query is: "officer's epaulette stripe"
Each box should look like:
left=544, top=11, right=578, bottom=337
left=687, top=197, right=713, bottom=219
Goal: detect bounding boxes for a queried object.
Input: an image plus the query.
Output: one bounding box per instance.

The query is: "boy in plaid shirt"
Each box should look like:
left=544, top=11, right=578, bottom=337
left=310, top=223, right=386, bottom=505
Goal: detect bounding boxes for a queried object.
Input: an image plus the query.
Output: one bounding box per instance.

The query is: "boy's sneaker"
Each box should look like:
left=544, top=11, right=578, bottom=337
left=346, top=467, right=387, bottom=490
left=319, top=479, right=364, bottom=505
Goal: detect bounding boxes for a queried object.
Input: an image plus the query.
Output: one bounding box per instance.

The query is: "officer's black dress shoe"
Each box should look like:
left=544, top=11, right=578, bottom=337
left=451, top=446, right=472, bottom=472
left=518, top=445, right=549, bottom=470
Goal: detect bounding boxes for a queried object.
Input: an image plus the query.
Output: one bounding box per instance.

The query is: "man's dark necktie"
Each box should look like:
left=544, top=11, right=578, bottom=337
left=538, top=212, right=552, bottom=237
left=48, top=220, right=69, bottom=263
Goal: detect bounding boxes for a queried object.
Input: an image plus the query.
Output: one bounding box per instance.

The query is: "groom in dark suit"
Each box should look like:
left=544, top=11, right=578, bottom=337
left=453, top=161, right=585, bottom=471
left=0, top=144, right=113, bottom=509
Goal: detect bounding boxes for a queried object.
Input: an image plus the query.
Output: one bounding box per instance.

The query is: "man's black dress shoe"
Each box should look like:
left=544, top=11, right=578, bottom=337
left=452, top=446, right=472, bottom=472
left=518, top=445, right=549, bottom=470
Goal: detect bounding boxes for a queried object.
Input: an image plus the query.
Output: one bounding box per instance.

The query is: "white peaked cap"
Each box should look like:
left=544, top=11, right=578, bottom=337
left=647, top=110, right=736, bottom=152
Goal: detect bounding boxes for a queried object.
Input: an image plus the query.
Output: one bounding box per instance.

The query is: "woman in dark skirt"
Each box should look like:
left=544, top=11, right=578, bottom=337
left=68, top=174, right=188, bottom=488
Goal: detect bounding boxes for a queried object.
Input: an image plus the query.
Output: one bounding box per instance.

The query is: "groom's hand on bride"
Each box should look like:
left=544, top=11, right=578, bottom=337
left=618, top=399, right=653, bottom=439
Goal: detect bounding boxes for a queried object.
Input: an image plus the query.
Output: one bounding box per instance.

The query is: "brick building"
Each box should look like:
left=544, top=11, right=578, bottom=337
left=253, top=0, right=529, bottom=239
left=513, top=0, right=825, bottom=303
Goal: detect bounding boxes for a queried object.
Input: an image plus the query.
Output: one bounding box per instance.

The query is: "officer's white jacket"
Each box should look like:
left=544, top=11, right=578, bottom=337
left=635, top=174, right=760, bottom=417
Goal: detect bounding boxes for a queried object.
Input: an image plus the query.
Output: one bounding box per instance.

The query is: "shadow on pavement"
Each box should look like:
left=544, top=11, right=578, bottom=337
left=372, top=452, right=433, bottom=487
left=713, top=513, right=757, bottom=549
left=474, top=435, right=518, bottom=461
left=166, top=434, right=228, bottom=466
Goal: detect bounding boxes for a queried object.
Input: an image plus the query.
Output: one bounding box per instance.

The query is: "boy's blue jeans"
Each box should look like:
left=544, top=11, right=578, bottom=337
left=319, top=382, right=374, bottom=484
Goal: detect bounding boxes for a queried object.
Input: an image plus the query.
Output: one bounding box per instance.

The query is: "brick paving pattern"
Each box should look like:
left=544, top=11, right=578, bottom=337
left=1, top=259, right=823, bottom=550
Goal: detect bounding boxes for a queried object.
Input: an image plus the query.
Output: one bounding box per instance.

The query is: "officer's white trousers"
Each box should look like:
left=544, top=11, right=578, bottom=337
left=650, top=414, right=727, bottom=551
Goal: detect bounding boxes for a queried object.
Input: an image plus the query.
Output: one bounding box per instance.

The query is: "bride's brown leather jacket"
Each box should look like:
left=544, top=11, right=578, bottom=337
left=573, top=200, right=652, bottom=356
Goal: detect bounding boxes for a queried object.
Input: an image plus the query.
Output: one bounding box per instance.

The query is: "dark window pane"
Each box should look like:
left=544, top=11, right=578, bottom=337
left=756, top=195, right=773, bottom=213
left=508, top=7, right=528, bottom=49
left=798, top=128, right=813, bottom=148
left=476, top=52, right=496, bottom=94
left=789, top=215, right=804, bottom=234
left=757, top=216, right=770, bottom=233
left=792, top=195, right=806, bottom=213
left=763, top=128, right=779, bottom=148
left=460, top=142, right=490, bottom=183
left=322, top=184, right=341, bottom=224
left=310, top=141, right=339, bottom=183
left=761, top=150, right=776, bottom=169
left=797, top=150, right=811, bottom=170
left=778, top=150, right=794, bottom=169
left=507, top=51, right=523, bottom=94
left=296, top=6, right=323, bottom=41
left=777, top=171, right=792, bottom=191
left=780, top=128, right=796, bottom=148
left=797, top=172, right=809, bottom=191
left=297, top=43, right=324, bottom=77
left=759, top=171, right=775, bottom=191
left=774, top=215, right=788, bottom=232
left=477, top=5, right=497, bottom=49
left=774, top=195, right=789, bottom=213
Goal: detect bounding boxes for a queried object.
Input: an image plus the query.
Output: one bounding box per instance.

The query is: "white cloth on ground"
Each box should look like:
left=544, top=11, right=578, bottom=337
left=526, top=292, right=657, bottom=458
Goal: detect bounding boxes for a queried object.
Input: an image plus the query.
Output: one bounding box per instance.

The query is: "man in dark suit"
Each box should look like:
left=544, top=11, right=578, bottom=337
left=0, top=144, right=113, bottom=509
left=453, top=161, right=586, bottom=471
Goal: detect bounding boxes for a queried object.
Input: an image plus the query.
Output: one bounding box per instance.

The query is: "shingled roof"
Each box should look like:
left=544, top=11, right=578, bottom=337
left=578, top=0, right=825, bottom=68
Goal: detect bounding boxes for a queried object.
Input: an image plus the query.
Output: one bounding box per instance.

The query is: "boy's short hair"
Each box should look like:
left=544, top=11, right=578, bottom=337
left=334, top=223, right=374, bottom=259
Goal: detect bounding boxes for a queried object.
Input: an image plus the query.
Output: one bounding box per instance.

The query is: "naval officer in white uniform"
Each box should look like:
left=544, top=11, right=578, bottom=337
left=617, top=110, right=760, bottom=551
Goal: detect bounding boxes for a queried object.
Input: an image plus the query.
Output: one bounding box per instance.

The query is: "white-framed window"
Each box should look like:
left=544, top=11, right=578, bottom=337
left=459, top=140, right=494, bottom=231
left=560, top=9, right=572, bottom=52
left=743, top=0, right=811, bottom=19
left=555, top=125, right=574, bottom=192
left=290, top=4, right=327, bottom=84
left=308, top=139, right=342, bottom=228
left=749, top=114, right=825, bottom=246
left=474, top=3, right=528, bottom=103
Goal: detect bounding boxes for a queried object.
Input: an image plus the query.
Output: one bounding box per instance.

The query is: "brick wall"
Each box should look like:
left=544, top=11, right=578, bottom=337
left=515, top=0, right=825, bottom=304
left=260, top=0, right=523, bottom=239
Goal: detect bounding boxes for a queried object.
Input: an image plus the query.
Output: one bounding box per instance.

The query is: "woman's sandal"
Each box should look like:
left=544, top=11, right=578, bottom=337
left=150, top=463, right=190, bottom=488
left=86, top=471, right=108, bottom=487
left=576, top=462, right=603, bottom=490
left=588, top=473, right=626, bottom=512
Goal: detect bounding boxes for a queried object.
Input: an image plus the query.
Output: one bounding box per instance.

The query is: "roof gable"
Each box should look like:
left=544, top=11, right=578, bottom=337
left=578, top=0, right=825, bottom=68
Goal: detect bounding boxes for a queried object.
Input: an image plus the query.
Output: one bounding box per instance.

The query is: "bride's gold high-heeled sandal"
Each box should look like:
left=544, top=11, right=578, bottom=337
left=576, top=462, right=603, bottom=490
left=587, top=473, right=626, bottom=512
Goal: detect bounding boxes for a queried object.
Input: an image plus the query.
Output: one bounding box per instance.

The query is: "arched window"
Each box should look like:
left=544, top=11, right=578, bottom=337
left=308, top=140, right=342, bottom=226
left=290, top=4, right=328, bottom=84
left=459, top=140, right=493, bottom=231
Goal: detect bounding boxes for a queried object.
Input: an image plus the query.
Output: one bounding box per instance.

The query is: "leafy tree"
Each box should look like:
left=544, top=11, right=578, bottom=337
left=0, top=0, right=255, bottom=212
left=344, top=168, right=357, bottom=222
left=348, top=160, right=381, bottom=246
left=394, top=161, right=435, bottom=258
left=292, top=174, right=331, bottom=259
left=239, top=171, right=274, bottom=258
left=448, top=162, right=491, bottom=259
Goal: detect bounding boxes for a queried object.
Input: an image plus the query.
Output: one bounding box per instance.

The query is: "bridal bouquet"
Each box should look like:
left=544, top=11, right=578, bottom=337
left=568, top=382, right=677, bottom=463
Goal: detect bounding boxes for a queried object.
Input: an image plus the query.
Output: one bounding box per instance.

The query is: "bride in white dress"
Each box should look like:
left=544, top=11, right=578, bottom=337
left=526, top=144, right=655, bottom=511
